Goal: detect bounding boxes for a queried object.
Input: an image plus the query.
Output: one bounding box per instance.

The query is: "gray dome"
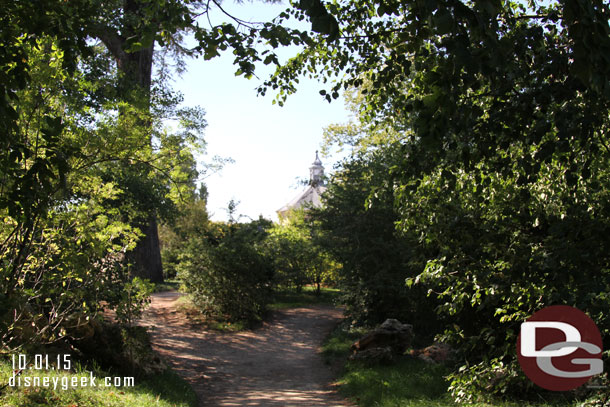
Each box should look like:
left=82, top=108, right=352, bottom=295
left=312, top=150, right=323, bottom=166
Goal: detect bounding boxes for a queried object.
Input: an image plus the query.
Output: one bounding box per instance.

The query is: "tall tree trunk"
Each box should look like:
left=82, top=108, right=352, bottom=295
left=93, top=9, right=164, bottom=283
left=132, top=216, right=164, bottom=282
left=118, top=43, right=164, bottom=283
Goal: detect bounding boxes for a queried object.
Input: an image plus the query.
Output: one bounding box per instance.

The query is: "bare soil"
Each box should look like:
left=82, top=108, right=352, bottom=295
left=139, top=292, right=351, bottom=407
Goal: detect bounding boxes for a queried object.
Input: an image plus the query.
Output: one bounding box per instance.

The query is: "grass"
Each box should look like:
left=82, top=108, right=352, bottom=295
left=0, top=359, right=197, bottom=407
left=321, top=324, right=453, bottom=407
left=268, top=286, right=341, bottom=310
left=321, top=324, right=589, bottom=407
left=339, top=358, right=455, bottom=407
left=152, top=279, right=182, bottom=293
left=173, top=295, right=246, bottom=332
left=172, top=285, right=341, bottom=332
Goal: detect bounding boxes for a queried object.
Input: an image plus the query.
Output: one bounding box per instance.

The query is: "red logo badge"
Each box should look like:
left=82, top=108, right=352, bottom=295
left=517, top=305, right=603, bottom=391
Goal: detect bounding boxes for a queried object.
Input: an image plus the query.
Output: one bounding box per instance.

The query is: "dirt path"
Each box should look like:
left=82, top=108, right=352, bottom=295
left=139, top=292, right=351, bottom=407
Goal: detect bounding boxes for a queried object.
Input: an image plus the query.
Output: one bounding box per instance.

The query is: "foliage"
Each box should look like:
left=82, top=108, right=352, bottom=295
left=114, top=278, right=154, bottom=327
left=2, top=0, right=318, bottom=353
left=0, top=39, right=203, bottom=351
left=267, top=209, right=337, bottom=293
left=312, top=148, right=440, bottom=339
left=404, top=152, right=610, bottom=400
left=178, top=216, right=274, bottom=324
left=1, top=0, right=92, bottom=225
left=265, top=0, right=610, bottom=401
left=159, top=193, right=209, bottom=280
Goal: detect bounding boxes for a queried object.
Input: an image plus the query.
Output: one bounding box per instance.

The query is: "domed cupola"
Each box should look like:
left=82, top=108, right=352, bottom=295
left=309, top=151, right=325, bottom=187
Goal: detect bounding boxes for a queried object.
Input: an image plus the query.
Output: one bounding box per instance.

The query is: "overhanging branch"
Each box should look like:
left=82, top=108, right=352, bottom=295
left=89, top=23, right=127, bottom=63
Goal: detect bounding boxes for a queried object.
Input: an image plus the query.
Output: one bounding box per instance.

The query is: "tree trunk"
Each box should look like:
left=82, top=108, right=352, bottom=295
left=94, top=8, right=163, bottom=283
left=131, top=216, right=164, bottom=283
left=120, top=46, right=164, bottom=283
left=119, top=46, right=164, bottom=283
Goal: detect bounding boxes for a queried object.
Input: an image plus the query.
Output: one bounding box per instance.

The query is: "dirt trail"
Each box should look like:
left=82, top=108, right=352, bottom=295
left=139, top=292, right=351, bottom=407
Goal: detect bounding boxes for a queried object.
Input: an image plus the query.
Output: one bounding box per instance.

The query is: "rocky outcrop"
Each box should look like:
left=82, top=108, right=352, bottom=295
left=409, top=342, right=455, bottom=364
left=350, top=319, right=414, bottom=362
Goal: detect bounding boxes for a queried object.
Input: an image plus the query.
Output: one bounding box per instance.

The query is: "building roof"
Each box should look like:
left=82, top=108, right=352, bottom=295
left=277, top=152, right=327, bottom=219
left=277, top=184, right=327, bottom=217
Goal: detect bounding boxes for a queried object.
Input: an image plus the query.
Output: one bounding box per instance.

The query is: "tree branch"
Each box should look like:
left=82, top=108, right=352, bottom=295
left=89, top=23, right=126, bottom=63
left=210, top=0, right=261, bottom=29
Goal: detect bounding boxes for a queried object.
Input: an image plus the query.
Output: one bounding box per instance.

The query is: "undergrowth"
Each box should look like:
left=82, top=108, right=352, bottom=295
left=321, top=323, right=598, bottom=407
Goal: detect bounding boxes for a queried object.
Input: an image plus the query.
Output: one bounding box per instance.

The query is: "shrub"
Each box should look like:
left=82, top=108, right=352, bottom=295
left=267, top=209, right=338, bottom=294
left=178, top=218, right=274, bottom=323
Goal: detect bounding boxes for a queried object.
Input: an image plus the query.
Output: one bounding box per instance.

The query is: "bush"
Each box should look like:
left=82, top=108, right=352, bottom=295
left=403, top=156, right=610, bottom=400
left=267, top=209, right=338, bottom=293
left=178, top=218, right=274, bottom=323
left=159, top=197, right=209, bottom=280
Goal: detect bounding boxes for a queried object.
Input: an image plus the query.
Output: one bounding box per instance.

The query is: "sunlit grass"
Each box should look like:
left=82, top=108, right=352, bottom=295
left=0, top=360, right=197, bottom=407
left=339, top=357, right=454, bottom=407
left=152, top=279, right=182, bottom=293
left=321, top=325, right=585, bottom=407
left=268, top=286, right=340, bottom=310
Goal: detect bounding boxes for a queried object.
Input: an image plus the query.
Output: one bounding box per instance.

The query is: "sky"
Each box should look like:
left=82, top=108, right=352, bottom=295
left=171, top=1, right=352, bottom=222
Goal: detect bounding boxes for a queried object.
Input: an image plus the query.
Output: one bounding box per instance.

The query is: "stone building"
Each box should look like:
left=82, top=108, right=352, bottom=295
left=277, top=151, right=327, bottom=220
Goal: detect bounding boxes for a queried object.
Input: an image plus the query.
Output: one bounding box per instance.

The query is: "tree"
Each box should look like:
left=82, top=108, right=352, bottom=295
left=263, top=0, right=610, bottom=400
left=1, top=1, right=94, bottom=296
left=313, top=148, right=441, bottom=333
left=0, top=40, right=143, bottom=350
left=2, top=0, right=322, bottom=351
left=263, top=0, right=610, bottom=186
left=0, top=31, right=211, bottom=349
left=80, top=0, right=317, bottom=282
left=159, top=189, right=209, bottom=279
left=267, top=209, right=337, bottom=294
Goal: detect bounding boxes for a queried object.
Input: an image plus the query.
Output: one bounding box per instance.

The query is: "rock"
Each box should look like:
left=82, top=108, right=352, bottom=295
left=351, top=318, right=414, bottom=355
left=349, top=319, right=414, bottom=364
left=409, top=342, right=454, bottom=364
left=349, top=346, right=394, bottom=363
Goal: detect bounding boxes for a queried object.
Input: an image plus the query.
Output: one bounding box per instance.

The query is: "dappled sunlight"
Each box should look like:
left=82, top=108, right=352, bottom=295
left=139, top=293, right=350, bottom=406
left=217, top=388, right=346, bottom=406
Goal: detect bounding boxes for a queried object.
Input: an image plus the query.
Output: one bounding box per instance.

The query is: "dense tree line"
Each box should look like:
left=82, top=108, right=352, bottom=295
left=272, top=0, right=610, bottom=401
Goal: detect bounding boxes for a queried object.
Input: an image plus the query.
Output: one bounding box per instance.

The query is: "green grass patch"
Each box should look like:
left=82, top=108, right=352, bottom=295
left=321, top=324, right=365, bottom=364
left=174, top=286, right=341, bottom=331
left=173, top=295, right=247, bottom=332
left=322, top=324, right=584, bottom=407
left=321, top=325, right=453, bottom=407
left=0, top=360, right=197, bottom=407
left=340, top=358, right=454, bottom=407
left=152, top=279, right=182, bottom=293
left=268, top=286, right=340, bottom=310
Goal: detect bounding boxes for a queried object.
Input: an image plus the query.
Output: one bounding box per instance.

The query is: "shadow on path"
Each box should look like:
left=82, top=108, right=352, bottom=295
left=139, top=292, right=351, bottom=407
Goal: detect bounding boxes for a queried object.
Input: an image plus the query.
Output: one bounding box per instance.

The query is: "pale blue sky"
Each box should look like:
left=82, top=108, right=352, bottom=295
left=171, top=1, right=351, bottom=221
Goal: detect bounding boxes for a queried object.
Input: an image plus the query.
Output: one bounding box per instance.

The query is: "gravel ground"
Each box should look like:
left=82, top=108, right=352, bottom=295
left=139, top=292, right=351, bottom=407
